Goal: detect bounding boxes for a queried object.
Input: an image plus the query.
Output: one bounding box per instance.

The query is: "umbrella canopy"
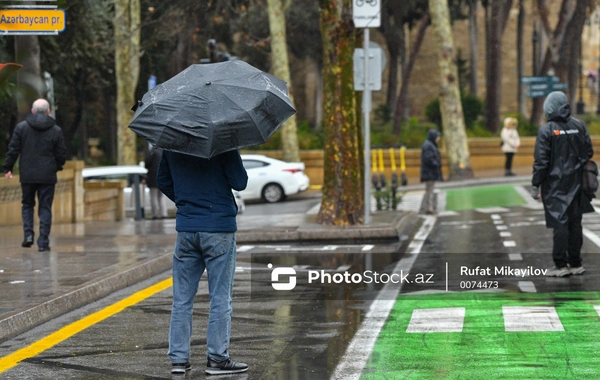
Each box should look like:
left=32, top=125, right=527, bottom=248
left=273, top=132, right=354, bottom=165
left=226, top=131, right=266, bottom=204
left=128, top=60, right=295, bottom=158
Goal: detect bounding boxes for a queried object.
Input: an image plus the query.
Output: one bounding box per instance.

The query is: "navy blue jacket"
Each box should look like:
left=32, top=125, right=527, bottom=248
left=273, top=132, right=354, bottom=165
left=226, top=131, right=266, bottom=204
left=157, top=150, right=248, bottom=233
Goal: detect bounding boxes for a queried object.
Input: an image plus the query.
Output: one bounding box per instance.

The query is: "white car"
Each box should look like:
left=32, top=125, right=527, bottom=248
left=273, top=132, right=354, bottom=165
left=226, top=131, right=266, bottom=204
left=82, top=165, right=245, bottom=216
left=240, top=154, right=310, bottom=203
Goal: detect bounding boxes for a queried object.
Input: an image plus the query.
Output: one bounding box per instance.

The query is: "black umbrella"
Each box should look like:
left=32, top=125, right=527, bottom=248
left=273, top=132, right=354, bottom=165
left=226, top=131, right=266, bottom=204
left=128, top=60, right=295, bottom=158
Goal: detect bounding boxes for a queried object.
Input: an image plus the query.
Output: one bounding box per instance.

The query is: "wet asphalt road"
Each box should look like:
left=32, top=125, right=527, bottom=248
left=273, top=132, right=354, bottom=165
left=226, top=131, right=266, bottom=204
left=3, top=193, right=600, bottom=379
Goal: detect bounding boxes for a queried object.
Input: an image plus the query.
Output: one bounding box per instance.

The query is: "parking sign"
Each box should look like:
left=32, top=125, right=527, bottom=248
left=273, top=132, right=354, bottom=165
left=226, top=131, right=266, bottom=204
left=353, top=0, right=381, bottom=28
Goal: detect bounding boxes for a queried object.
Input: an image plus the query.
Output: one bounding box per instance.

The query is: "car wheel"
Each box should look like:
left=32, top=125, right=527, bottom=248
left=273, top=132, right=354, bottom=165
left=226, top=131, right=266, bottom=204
left=261, top=183, right=285, bottom=203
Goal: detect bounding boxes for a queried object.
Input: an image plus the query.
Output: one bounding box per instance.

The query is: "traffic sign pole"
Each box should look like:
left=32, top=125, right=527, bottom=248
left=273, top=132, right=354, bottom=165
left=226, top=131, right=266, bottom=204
left=363, top=27, right=371, bottom=225
left=353, top=0, right=380, bottom=225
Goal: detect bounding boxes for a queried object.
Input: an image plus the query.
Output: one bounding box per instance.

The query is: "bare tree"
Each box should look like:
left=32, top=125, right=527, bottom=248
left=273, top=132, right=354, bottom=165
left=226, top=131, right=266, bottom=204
left=484, top=0, right=513, bottom=133
left=267, top=0, right=300, bottom=162
left=115, top=0, right=141, bottom=165
left=468, top=0, right=478, bottom=96
left=317, top=0, right=363, bottom=225
left=15, top=36, right=44, bottom=122
left=428, top=0, right=473, bottom=180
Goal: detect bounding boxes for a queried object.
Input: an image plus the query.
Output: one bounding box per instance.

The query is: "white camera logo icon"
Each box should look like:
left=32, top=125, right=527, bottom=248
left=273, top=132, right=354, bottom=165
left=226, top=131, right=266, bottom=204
left=268, top=263, right=297, bottom=290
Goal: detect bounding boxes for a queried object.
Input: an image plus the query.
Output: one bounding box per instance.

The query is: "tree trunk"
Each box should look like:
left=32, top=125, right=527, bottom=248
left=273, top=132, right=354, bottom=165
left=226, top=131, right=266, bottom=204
left=468, top=0, right=478, bottom=96
left=316, top=0, right=363, bottom=225
left=560, top=0, right=587, bottom=111
left=428, top=0, right=473, bottom=180
left=380, top=5, right=402, bottom=114
left=114, top=0, right=141, bottom=165
left=393, top=12, right=429, bottom=134
left=517, top=0, right=526, bottom=115
left=267, top=0, right=300, bottom=162
left=485, top=1, right=504, bottom=133
left=530, top=0, right=574, bottom=125
left=14, top=35, right=44, bottom=122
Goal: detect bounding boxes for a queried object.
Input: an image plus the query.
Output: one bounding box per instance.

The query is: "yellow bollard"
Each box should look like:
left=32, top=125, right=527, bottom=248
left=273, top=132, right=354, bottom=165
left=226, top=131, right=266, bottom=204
left=371, top=149, right=377, bottom=173
left=399, top=146, right=406, bottom=171
left=389, top=148, right=397, bottom=171
left=378, top=149, right=385, bottom=173
left=399, top=146, right=408, bottom=186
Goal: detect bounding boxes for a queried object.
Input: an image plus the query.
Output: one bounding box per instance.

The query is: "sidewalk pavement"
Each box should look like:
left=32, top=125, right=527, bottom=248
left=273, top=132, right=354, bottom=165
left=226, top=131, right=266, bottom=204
left=0, top=171, right=532, bottom=342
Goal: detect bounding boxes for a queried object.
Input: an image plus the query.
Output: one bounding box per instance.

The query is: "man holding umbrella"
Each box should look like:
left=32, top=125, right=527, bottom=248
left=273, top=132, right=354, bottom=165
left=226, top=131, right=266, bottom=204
left=158, top=149, right=248, bottom=375
left=129, top=60, right=296, bottom=375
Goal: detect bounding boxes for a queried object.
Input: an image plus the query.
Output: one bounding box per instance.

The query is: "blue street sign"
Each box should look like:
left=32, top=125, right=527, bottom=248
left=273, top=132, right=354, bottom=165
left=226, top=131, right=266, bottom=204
left=520, top=76, right=560, bottom=84
left=522, top=76, right=568, bottom=98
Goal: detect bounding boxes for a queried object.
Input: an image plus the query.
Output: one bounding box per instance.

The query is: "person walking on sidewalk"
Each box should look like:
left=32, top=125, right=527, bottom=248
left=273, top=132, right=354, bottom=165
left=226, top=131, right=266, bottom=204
left=144, top=146, right=167, bottom=219
left=420, top=129, right=443, bottom=215
left=3, top=99, right=66, bottom=252
left=157, top=149, right=249, bottom=375
left=532, top=91, right=594, bottom=277
left=501, top=117, right=520, bottom=176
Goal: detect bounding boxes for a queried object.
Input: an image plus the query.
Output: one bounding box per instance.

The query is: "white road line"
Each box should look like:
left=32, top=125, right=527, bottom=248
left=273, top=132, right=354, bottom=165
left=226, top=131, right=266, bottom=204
left=493, top=220, right=503, bottom=225
left=517, top=281, right=537, bottom=293
left=502, top=306, right=564, bottom=332
left=237, top=245, right=254, bottom=252
left=583, top=228, right=600, bottom=249
left=475, top=207, right=510, bottom=213
left=491, top=214, right=502, bottom=220
left=331, top=215, right=436, bottom=380
left=508, top=253, right=523, bottom=261
left=499, top=231, right=512, bottom=237
left=361, top=245, right=374, bottom=251
left=496, top=225, right=508, bottom=231
left=306, top=202, right=321, bottom=215
left=514, top=185, right=540, bottom=209
left=406, top=307, right=466, bottom=333
left=503, top=241, right=516, bottom=247
left=594, top=306, right=600, bottom=318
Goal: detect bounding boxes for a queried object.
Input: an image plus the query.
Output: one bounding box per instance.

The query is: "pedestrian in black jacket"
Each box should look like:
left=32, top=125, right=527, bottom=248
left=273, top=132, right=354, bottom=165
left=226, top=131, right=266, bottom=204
left=420, top=129, right=443, bottom=215
left=532, top=91, right=594, bottom=277
left=3, top=99, right=67, bottom=251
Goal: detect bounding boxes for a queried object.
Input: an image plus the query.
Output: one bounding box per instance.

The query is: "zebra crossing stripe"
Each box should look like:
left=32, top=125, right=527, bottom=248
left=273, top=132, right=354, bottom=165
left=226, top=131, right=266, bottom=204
left=517, top=281, right=536, bottom=293
left=502, top=306, right=564, bottom=332
left=406, top=308, right=465, bottom=333
left=509, top=253, right=523, bottom=261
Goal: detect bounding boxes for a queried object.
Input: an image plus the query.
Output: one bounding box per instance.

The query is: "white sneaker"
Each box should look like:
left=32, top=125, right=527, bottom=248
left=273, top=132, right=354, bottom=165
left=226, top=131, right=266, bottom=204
left=546, top=267, right=570, bottom=277
left=569, top=266, right=585, bottom=275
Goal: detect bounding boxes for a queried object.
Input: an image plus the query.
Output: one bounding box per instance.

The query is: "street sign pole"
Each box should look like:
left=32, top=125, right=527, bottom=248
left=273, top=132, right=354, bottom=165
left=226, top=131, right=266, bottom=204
left=353, top=0, right=380, bottom=225
left=363, top=27, right=371, bottom=225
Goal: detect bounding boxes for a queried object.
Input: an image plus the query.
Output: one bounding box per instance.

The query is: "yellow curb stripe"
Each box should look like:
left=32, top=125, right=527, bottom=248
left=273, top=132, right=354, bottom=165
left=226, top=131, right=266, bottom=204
left=0, top=277, right=173, bottom=373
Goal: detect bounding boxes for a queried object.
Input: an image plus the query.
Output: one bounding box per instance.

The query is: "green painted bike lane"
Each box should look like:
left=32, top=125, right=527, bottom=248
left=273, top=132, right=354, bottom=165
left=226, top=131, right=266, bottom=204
left=444, top=184, right=528, bottom=211
left=362, top=291, right=600, bottom=379
left=362, top=184, right=600, bottom=379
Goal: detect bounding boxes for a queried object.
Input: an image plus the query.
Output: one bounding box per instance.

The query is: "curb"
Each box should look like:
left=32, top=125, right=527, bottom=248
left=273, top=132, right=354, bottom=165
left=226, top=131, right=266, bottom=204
left=0, top=253, right=172, bottom=342
left=398, top=175, right=531, bottom=192
left=237, top=212, right=416, bottom=244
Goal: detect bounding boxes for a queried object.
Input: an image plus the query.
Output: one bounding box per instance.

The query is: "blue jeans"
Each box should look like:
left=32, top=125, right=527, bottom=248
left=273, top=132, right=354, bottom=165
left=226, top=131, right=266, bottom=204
left=168, top=231, right=237, bottom=364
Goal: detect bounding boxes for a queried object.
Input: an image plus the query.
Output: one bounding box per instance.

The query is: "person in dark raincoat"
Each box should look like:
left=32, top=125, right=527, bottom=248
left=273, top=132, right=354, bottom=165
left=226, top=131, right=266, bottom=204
left=420, top=129, right=443, bottom=214
left=532, top=91, right=594, bottom=277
